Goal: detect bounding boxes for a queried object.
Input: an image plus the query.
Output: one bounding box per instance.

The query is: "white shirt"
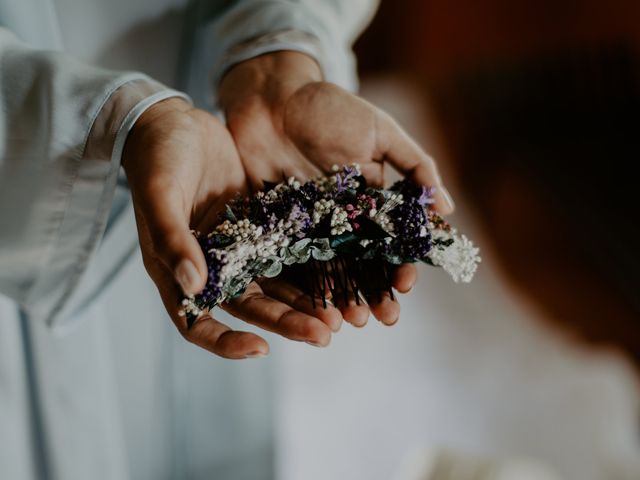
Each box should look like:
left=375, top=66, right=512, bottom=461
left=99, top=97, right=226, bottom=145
left=0, top=1, right=377, bottom=479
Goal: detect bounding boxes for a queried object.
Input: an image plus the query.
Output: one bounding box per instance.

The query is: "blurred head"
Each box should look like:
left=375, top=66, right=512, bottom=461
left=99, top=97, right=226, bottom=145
left=356, top=0, right=640, bottom=367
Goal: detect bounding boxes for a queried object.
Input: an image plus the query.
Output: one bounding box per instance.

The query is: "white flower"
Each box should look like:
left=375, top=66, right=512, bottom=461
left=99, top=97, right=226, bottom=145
left=286, top=176, right=301, bottom=190
left=179, top=294, right=203, bottom=318
left=428, top=230, right=481, bottom=283
left=312, top=199, right=335, bottom=224
left=370, top=192, right=403, bottom=235
left=329, top=207, right=352, bottom=235
left=215, top=219, right=260, bottom=240
left=373, top=212, right=395, bottom=234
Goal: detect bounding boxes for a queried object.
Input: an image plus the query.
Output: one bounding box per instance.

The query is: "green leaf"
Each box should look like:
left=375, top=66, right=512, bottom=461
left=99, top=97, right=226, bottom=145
left=329, top=232, right=357, bottom=249
left=383, top=254, right=403, bottom=265
left=262, top=258, right=283, bottom=278
left=311, top=248, right=335, bottom=261
left=224, top=205, right=237, bottom=222
left=283, top=253, right=299, bottom=265
left=316, top=237, right=331, bottom=247
left=290, top=238, right=312, bottom=255
left=435, top=238, right=454, bottom=247
left=295, top=251, right=311, bottom=264
left=227, top=277, right=249, bottom=297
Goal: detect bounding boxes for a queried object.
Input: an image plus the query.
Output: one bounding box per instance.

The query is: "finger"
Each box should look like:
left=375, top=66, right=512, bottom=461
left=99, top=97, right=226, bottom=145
left=327, top=278, right=370, bottom=328
left=392, top=264, right=417, bottom=293
left=319, top=260, right=370, bottom=328
left=317, top=260, right=370, bottom=328
left=337, top=297, right=370, bottom=328
left=222, top=283, right=333, bottom=347
left=187, top=313, right=270, bottom=359
left=358, top=162, right=385, bottom=188
left=367, top=291, right=401, bottom=326
left=133, top=180, right=207, bottom=295
left=258, top=277, right=343, bottom=332
left=146, top=250, right=269, bottom=359
left=376, top=111, right=455, bottom=214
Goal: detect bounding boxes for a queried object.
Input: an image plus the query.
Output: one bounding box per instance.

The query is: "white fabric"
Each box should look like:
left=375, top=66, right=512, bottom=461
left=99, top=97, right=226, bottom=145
left=0, top=28, right=183, bottom=326
left=0, top=0, right=378, bottom=478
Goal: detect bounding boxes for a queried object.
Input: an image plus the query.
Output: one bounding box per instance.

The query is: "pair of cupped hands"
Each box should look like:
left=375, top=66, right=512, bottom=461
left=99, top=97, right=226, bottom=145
left=122, top=52, right=455, bottom=359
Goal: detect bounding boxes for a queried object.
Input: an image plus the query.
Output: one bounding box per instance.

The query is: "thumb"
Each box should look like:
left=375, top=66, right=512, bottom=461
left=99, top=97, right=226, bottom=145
left=376, top=110, right=456, bottom=215
left=134, top=186, right=207, bottom=296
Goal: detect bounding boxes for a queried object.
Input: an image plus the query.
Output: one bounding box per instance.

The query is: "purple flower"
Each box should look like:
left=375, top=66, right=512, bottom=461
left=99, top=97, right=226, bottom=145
left=288, top=204, right=312, bottom=237
left=334, top=165, right=360, bottom=193
left=418, top=186, right=435, bottom=207
left=388, top=194, right=432, bottom=259
left=390, top=179, right=434, bottom=207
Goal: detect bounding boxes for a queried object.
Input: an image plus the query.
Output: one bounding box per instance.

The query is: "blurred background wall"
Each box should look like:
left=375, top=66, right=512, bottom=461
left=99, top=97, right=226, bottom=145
left=272, top=2, right=640, bottom=479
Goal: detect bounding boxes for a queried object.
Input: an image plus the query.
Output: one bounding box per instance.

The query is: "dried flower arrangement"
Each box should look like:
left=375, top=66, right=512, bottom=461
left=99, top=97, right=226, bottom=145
left=180, top=165, right=480, bottom=326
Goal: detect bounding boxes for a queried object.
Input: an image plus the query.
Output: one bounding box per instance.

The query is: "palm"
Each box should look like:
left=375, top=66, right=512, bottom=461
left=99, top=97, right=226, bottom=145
left=226, top=82, right=385, bottom=189
left=283, top=82, right=387, bottom=185
left=224, top=81, right=440, bottom=327
left=124, top=100, right=341, bottom=359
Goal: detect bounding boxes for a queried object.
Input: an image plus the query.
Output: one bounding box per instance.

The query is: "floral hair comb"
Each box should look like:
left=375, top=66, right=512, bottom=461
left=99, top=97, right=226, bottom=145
left=180, top=165, right=480, bottom=326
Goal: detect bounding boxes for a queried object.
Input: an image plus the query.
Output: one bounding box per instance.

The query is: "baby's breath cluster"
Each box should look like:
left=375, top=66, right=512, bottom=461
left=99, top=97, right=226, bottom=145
left=216, top=219, right=260, bottom=242
left=313, top=199, right=334, bottom=224
left=180, top=164, right=480, bottom=326
left=330, top=207, right=352, bottom=235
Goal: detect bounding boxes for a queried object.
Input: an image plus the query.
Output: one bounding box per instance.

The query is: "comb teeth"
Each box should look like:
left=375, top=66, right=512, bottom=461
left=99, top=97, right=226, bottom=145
left=281, top=255, right=395, bottom=310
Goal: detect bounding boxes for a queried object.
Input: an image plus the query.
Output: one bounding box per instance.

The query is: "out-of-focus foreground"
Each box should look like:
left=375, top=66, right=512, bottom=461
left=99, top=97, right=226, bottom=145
left=274, top=2, right=640, bottom=479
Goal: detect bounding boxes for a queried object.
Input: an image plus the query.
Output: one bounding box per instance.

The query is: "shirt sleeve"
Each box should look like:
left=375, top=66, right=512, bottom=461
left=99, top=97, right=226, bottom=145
left=0, top=28, right=189, bottom=328
left=207, top=0, right=379, bottom=95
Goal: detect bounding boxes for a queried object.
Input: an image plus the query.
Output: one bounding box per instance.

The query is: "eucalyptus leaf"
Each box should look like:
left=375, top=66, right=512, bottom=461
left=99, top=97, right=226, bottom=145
left=295, top=251, right=311, bottom=264
left=290, top=238, right=312, bottom=254
left=329, top=233, right=357, bottom=249
left=228, top=278, right=249, bottom=298
left=313, top=238, right=331, bottom=250
left=383, top=254, right=403, bottom=265
left=311, top=247, right=335, bottom=261
left=262, top=260, right=282, bottom=278
left=283, top=254, right=299, bottom=265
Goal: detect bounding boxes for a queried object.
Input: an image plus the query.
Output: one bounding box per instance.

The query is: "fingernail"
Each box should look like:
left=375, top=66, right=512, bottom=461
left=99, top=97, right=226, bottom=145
left=386, top=316, right=399, bottom=326
left=439, top=186, right=455, bottom=213
left=305, top=341, right=325, bottom=348
left=175, top=259, right=200, bottom=295
left=245, top=351, right=267, bottom=359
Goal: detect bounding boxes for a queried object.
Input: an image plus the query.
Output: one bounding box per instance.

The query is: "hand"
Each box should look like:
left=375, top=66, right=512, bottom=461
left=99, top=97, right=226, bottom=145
left=122, top=98, right=341, bottom=358
left=219, top=52, right=455, bottom=327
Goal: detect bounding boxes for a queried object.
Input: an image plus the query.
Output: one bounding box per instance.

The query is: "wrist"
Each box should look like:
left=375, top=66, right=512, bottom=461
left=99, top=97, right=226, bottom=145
left=121, top=97, right=192, bottom=173
left=218, top=51, right=322, bottom=114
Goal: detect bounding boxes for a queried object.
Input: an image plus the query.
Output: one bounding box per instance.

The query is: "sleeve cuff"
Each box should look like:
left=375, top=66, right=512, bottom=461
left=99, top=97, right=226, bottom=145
left=211, top=29, right=331, bottom=89
left=28, top=78, right=191, bottom=331
left=206, top=2, right=363, bottom=97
